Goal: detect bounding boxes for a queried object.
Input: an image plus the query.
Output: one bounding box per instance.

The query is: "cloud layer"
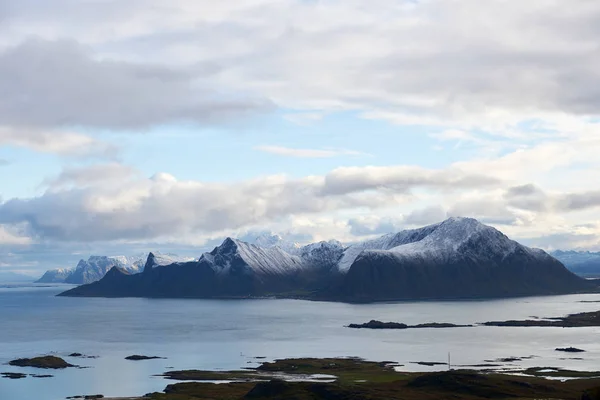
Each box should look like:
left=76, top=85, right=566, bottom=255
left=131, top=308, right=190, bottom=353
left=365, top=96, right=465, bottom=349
left=0, top=164, right=500, bottom=242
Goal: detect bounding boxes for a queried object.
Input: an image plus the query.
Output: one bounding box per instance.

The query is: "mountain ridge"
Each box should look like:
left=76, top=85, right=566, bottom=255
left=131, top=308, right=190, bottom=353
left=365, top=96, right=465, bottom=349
left=37, top=252, right=194, bottom=284
left=59, top=217, right=598, bottom=301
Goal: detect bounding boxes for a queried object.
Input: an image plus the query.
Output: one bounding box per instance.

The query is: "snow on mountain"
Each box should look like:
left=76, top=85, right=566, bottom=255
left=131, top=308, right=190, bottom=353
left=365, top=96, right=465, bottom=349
left=337, top=223, right=439, bottom=272
left=36, top=268, right=72, bottom=283
left=37, top=252, right=195, bottom=284
left=201, top=238, right=305, bottom=276
left=338, top=217, right=547, bottom=272
left=142, top=252, right=195, bottom=270
left=299, top=240, right=344, bottom=269
left=248, top=233, right=302, bottom=255
left=384, top=217, right=527, bottom=261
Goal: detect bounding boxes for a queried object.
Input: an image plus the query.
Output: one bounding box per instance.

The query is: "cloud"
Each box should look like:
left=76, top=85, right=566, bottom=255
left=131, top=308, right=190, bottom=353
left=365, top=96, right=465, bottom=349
left=322, top=165, right=500, bottom=196
left=0, top=126, right=117, bottom=156
left=43, top=163, right=138, bottom=189
left=0, top=225, right=31, bottom=246
left=0, top=39, right=270, bottom=130
left=254, top=145, right=366, bottom=158
left=1, top=2, right=600, bottom=125
left=503, top=184, right=549, bottom=212
left=521, top=232, right=600, bottom=252
left=347, top=216, right=404, bottom=236
left=0, top=158, right=9, bottom=166
left=0, top=164, right=502, bottom=242
left=402, top=206, right=448, bottom=226
left=557, top=190, right=600, bottom=212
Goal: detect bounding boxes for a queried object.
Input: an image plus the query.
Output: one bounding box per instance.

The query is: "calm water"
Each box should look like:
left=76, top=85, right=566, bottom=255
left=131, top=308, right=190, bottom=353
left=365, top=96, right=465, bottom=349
left=1, top=284, right=599, bottom=399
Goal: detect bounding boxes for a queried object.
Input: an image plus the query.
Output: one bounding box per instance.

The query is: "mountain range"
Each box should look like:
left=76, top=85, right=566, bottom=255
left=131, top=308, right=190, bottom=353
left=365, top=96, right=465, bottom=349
left=60, top=217, right=597, bottom=301
left=37, top=252, right=194, bottom=284
left=551, top=250, right=600, bottom=277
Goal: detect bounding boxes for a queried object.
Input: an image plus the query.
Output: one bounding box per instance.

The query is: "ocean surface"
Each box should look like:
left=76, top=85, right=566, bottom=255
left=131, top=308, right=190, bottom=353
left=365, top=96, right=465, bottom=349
left=1, top=283, right=599, bottom=400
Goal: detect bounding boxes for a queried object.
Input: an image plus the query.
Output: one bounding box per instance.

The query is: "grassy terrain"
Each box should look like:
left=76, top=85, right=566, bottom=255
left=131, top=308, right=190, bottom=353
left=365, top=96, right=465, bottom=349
left=139, top=357, right=600, bottom=400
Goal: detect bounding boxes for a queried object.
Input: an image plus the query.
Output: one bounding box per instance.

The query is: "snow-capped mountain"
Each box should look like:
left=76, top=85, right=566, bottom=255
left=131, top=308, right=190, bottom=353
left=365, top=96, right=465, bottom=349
left=551, top=250, right=600, bottom=277
left=60, top=217, right=596, bottom=301
left=37, top=252, right=194, bottom=284
left=36, top=268, right=72, bottom=283
left=299, top=240, right=344, bottom=269
left=340, top=217, right=586, bottom=301
left=200, top=238, right=305, bottom=276
left=142, top=252, right=196, bottom=271
left=248, top=233, right=302, bottom=255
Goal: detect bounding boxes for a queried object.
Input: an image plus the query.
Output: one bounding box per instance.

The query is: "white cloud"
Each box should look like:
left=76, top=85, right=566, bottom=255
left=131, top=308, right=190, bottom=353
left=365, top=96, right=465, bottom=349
left=1, top=1, right=600, bottom=124
left=43, top=163, right=138, bottom=189
left=0, top=39, right=270, bottom=130
left=254, top=145, right=367, bottom=158
left=0, top=163, right=502, bottom=242
left=0, top=225, right=31, bottom=245
left=0, top=126, right=117, bottom=157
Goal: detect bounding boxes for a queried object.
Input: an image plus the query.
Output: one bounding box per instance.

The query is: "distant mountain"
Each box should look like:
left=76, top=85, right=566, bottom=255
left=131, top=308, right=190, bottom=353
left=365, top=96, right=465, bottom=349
left=0, top=271, right=36, bottom=282
left=37, top=252, right=194, bottom=284
left=36, top=268, right=72, bottom=283
left=60, top=218, right=597, bottom=301
left=249, top=233, right=302, bottom=255
left=551, top=250, right=600, bottom=277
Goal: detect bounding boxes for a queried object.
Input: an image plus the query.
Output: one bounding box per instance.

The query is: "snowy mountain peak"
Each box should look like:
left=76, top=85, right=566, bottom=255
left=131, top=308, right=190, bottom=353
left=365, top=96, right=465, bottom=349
left=338, top=217, right=536, bottom=272
left=249, top=232, right=302, bottom=255
left=143, top=251, right=194, bottom=270
left=202, top=237, right=304, bottom=276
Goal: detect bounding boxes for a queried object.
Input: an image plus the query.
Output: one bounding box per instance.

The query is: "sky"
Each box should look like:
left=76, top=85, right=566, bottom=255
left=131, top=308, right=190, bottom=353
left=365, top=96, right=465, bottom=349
left=2, top=0, right=600, bottom=276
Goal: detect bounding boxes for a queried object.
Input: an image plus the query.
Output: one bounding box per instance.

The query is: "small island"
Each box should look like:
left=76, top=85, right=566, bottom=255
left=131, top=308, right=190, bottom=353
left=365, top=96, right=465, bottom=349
left=482, top=310, right=600, bottom=327
left=556, top=347, right=586, bottom=353
left=8, top=356, right=74, bottom=369
left=347, top=320, right=472, bottom=329
left=125, top=355, right=164, bottom=361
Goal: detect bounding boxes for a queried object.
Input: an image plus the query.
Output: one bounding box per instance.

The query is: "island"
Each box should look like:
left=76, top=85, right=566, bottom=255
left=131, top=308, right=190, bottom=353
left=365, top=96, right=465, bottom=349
left=8, top=356, right=74, bottom=369
left=482, top=310, right=600, bottom=327
left=125, top=355, right=164, bottom=361
left=347, top=320, right=471, bottom=329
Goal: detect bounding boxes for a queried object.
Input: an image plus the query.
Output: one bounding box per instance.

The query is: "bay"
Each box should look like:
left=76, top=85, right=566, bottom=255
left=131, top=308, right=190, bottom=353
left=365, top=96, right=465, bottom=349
left=1, top=284, right=599, bottom=400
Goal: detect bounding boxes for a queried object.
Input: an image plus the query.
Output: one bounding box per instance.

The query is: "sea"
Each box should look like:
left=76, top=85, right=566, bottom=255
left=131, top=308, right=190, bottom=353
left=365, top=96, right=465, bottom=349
left=1, top=283, right=599, bottom=400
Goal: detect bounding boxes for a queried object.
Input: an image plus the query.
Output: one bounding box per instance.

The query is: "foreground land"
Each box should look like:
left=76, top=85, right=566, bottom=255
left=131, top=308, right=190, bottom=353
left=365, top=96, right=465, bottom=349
left=102, top=358, right=600, bottom=400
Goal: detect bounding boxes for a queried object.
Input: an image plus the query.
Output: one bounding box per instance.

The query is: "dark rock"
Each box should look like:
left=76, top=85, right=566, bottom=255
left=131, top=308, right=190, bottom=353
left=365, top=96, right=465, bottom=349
left=556, top=347, right=586, bottom=353
left=68, top=353, right=83, bottom=357
left=2, top=372, right=27, bottom=379
left=410, top=361, right=448, bottom=366
left=125, top=355, right=163, bottom=361
left=348, top=320, right=408, bottom=329
left=30, top=374, right=53, bottom=378
left=9, top=356, right=74, bottom=369
left=348, top=320, right=471, bottom=329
